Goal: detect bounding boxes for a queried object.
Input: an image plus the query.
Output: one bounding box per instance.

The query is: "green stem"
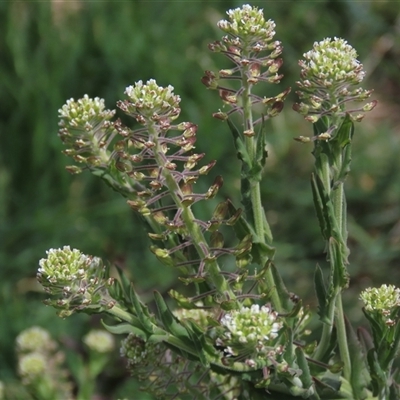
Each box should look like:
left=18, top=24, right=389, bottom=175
left=148, top=123, right=236, bottom=301
left=241, top=69, right=283, bottom=312
left=313, top=146, right=351, bottom=380
left=76, top=373, right=95, bottom=400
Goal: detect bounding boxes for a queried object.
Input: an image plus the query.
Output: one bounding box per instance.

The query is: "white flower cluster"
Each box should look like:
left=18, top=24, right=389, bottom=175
left=38, top=246, right=92, bottom=285
left=360, top=284, right=400, bottom=315
left=58, top=94, right=115, bottom=130
left=123, top=79, right=181, bottom=122
left=37, top=246, right=114, bottom=317
left=300, top=37, right=365, bottom=87
left=217, top=304, right=284, bottom=361
left=217, top=4, right=276, bottom=43
left=294, top=37, right=375, bottom=123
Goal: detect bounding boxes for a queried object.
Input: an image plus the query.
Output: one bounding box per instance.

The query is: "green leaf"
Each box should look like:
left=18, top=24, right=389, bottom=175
left=108, top=277, right=124, bottom=303
left=227, top=118, right=252, bottom=165
left=357, top=326, right=374, bottom=354
left=332, top=114, right=354, bottom=149
left=100, top=319, right=146, bottom=338
left=345, top=316, right=369, bottom=399
left=313, top=116, right=329, bottom=136
left=329, top=237, right=350, bottom=289
left=255, top=261, right=291, bottom=311
left=129, top=285, right=155, bottom=333
left=311, top=171, right=342, bottom=242
left=226, top=199, right=252, bottom=238
left=366, top=348, right=386, bottom=396
left=255, top=116, right=268, bottom=169
left=114, top=266, right=133, bottom=299
left=183, top=319, right=214, bottom=367
left=226, top=198, right=275, bottom=262
left=314, top=265, right=330, bottom=324
left=295, top=347, right=316, bottom=395
left=314, top=375, right=348, bottom=398
left=361, top=309, right=383, bottom=350
left=382, top=320, right=400, bottom=369
left=335, top=143, right=352, bottom=188
left=283, top=328, right=295, bottom=365
left=149, top=334, right=200, bottom=362
left=311, top=173, right=330, bottom=240
left=269, top=262, right=291, bottom=312
left=153, top=291, right=192, bottom=346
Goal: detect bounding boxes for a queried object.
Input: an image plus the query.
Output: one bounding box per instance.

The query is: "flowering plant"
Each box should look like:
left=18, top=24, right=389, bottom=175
left=30, top=4, right=400, bottom=400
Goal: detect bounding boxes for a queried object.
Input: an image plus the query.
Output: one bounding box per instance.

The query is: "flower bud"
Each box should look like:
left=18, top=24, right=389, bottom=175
left=294, top=37, right=374, bottom=122
left=360, top=284, right=400, bottom=314
left=37, top=246, right=114, bottom=317
left=217, top=304, right=284, bottom=364
left=123, top=79, right=181, bottom=123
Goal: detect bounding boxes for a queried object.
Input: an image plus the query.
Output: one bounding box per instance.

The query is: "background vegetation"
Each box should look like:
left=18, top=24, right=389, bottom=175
left=1, top=0, right=399, bottom=398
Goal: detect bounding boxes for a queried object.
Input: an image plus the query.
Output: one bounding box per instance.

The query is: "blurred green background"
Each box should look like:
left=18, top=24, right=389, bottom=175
left=1, top=0, right=399, bottom=398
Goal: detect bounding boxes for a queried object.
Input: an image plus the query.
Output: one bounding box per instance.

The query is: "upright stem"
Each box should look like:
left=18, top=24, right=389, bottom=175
left=332, top=176, right=351, bottom=380
left=148, top=123, right=236, bottom=302
left=241, top=70, right=283, bottom=312
left=313, top=148, right=351, bottom=380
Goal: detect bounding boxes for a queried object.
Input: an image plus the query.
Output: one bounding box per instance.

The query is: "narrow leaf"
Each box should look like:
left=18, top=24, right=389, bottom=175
left=329, top=237, right=350, bottom=289
left=333, top=114, right=354, bottom=149
left=311, top=173, right=329, bottom=240
left=255, top=116, right=268, bottom=168
left=101, top=320, right=146, bottom=338
left=345, top=316, right=369, bottom=399
left=129, top=285, right=155, bottom=333
left=227, top=118, right=252, bottom=165
left=295, top=347, right=314, bottom=391
left=114, top=266, right=132, bottom=298
left=314, top=264, right=330, bottom=324
left=269, top=262, right=291, bottom=312
left=153, top=291, right=192, bottom=345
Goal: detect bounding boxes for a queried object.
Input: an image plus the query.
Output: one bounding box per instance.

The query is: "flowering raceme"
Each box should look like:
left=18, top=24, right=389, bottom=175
left=37, top=246, right=115, bottom=317
left=216, top=304, right=284, bottom=367
left=58, top=95, right=116, bottom=173
left=203, top=4, right=289, bottom=123
left=294, top=37, right=376, bottom=124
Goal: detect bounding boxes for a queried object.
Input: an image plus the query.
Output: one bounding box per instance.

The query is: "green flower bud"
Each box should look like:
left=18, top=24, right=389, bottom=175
left=122, top=79, right=181, bottom=123
left=217, top=304, right=284, bottom=364
left=58, top=95, right=116, bottom=169
left=217, top=5, right=276, bottom=47
left=360, top=284, right=400, bottom=315
left=37, top=246, right=115, bottom=317
left=295, top=37, right=374, bottom=122
left=83, top=330, right=114, bottom=353
left=59, top=95, right=115, bottom=129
